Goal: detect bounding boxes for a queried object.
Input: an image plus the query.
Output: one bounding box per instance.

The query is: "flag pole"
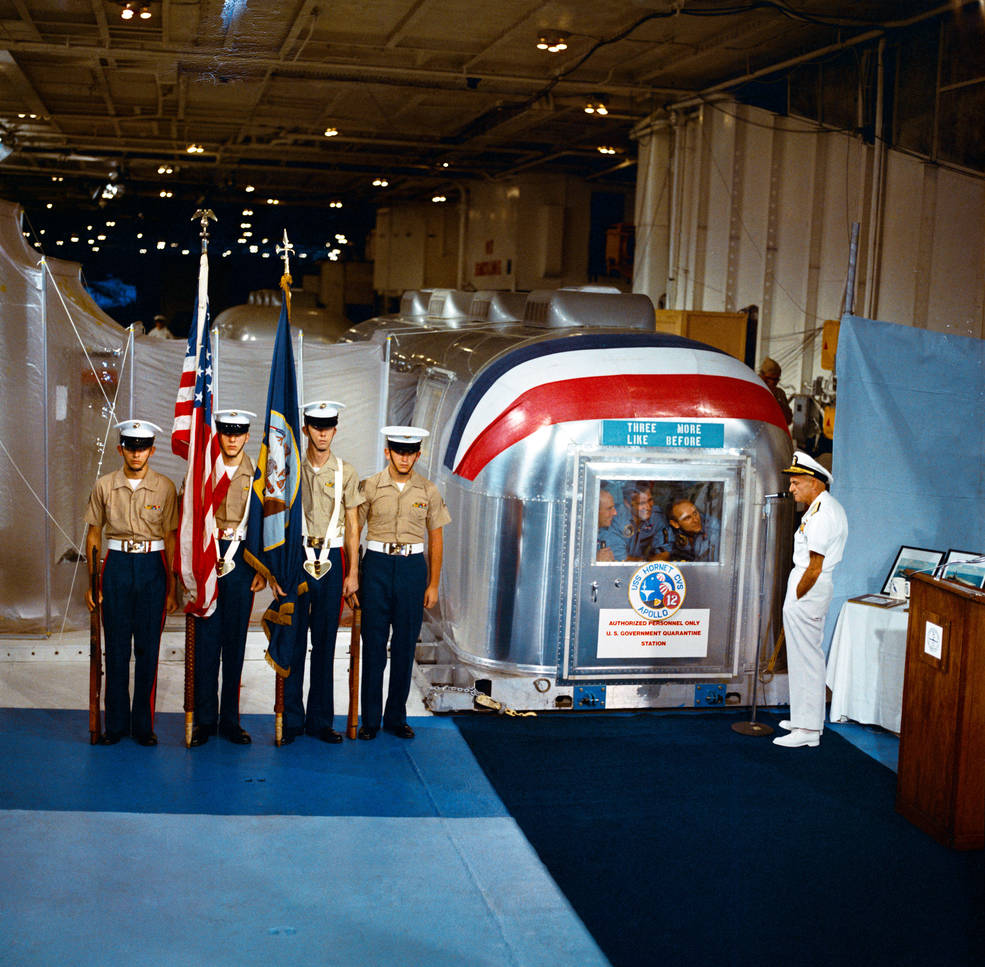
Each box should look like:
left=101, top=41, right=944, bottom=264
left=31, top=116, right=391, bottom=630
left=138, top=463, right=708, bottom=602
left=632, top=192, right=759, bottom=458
left=272, top=228, right=295, bottom=747
left=182, top=208, right=217, bottom=749
left=212, top=324, right=220, bottom=413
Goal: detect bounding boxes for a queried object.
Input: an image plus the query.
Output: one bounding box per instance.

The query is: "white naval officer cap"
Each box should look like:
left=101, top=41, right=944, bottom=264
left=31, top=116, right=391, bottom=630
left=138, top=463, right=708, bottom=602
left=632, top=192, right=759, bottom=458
left=115, top=419, right=162, bottom=449
left=781, top=450, right=832, bottom=485
left=382, top=425, right=429, bottom=452
left=302, top=400, right=345, bottom=427
left=214, top=409, right=256, bottom=433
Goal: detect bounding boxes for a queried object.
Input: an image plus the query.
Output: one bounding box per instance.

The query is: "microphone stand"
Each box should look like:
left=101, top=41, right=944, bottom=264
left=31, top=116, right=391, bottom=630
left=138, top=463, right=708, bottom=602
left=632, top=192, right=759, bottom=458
left=732, top=493, right=787, bottom=737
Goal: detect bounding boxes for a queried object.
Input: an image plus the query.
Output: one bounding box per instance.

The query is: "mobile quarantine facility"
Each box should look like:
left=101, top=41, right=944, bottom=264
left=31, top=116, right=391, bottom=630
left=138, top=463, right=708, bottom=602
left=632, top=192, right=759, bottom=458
left=344, top=288, right=794, bottom=712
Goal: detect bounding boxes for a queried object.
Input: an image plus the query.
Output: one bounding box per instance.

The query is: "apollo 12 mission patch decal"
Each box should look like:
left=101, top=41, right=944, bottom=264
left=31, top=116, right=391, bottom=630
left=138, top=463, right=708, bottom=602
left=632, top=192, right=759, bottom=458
left=628, top=561, right=686, bottom=621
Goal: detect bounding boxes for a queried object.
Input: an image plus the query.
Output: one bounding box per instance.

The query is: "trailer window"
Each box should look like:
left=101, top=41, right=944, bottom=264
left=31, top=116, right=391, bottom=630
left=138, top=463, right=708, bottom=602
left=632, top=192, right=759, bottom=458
left=595, top=478, right=723, bottom=564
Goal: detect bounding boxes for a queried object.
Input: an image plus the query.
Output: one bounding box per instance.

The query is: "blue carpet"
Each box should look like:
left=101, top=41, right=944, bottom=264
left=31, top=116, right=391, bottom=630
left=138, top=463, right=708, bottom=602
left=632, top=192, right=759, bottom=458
left=0, top=708, right=505, bottom=817
left=455, top=709, right=985, bottom=967
left=0, top=707, right=609, bottom=967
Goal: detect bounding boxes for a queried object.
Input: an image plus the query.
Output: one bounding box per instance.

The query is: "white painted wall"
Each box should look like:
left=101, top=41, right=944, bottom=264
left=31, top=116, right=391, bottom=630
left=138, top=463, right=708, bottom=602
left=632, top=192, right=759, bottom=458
left=634, top=99, right=985, bottom=396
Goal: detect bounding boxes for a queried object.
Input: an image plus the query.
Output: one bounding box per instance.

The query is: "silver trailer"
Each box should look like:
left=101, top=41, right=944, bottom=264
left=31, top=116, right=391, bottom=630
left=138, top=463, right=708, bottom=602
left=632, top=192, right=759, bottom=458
left=345, top=289, right=793, bottom=712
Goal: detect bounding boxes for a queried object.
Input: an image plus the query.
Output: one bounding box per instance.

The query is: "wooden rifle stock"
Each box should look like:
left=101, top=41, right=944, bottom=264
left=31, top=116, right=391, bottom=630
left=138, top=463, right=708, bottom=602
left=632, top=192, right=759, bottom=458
left=183, top=614, right=195, bottom=748
left=88, top=547, right=102, bottom=744
left=274, top=675, right=285, bottom=746
left=346, top=604, right=361, bottom=739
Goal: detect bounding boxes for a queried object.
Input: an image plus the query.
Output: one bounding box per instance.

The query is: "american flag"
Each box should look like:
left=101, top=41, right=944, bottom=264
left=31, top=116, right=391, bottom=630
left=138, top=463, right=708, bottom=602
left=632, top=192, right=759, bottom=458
left=172, top=250, right=230, bottom=617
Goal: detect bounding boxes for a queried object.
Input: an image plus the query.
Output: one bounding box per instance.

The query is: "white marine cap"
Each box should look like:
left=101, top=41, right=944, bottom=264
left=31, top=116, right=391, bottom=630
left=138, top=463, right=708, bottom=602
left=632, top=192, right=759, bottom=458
left=115, top=419, right=162, bottom=447
left=382, top=425, right=430, bottom=450
left=781, top=449, right=832, bottom=485
left=214, top=409, right=257, bottom=432
left=302, top=400, right=345, bottom=426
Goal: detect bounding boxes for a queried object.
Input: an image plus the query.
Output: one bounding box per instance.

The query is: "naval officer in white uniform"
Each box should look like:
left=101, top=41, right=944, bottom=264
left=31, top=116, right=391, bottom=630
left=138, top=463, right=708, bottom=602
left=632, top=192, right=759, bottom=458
left=774, top=450, right=848, bottom=749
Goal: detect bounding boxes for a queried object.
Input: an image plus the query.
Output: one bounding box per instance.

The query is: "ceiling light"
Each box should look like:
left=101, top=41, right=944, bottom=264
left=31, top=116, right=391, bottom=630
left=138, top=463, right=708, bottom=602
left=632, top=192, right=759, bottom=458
left=330, top=200, right=343, bottom=208
left=536, top=31, right=567, bottom=53
left=139, top=248, right=148, bottom=254
left=249, top=244, right=259, bottom=253
left=597, top=145, right=616, bottom=155
left=186, top=143, right=204, bottom=154
left=242, top=208, right=253, bottom=216
left=372, top=177, right=388, bottom=187
left=156, top=240, right=165, bottom=249
left=139, top=4, right=152, bottom=19
left=159, top=190, right=172, bottom=198
left=46, top=203, right=53, bottom=209
left=585, top=98, right=609, bottom=116
left=245, top=185, right=255, bottom=193
left=120, top=3, right=136, bottom=21
left=432, top=194, right=447, bottom=203
left=324, top=127, right=339, bottom=137
left=240, top=222, right=251, bottom=228
left=157, top=164, right=173, bottom=174
left=266, top=198, right=279, bottom=205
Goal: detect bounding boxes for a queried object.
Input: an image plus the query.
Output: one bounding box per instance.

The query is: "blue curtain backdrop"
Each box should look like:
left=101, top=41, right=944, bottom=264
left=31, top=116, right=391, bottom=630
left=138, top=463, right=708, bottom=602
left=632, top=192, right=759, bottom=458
left=828, top=314, right=985, bottom=650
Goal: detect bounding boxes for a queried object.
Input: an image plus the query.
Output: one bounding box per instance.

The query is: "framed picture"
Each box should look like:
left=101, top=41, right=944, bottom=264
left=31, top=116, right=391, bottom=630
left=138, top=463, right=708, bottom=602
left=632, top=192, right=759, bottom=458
left=940, top=549, right=985, bottom=590
left=881, top=546, right=944, bottom=594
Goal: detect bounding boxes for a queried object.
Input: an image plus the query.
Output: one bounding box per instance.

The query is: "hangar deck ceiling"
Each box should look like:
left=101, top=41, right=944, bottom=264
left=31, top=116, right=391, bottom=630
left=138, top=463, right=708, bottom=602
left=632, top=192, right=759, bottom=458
left=0, top=1, right=954, bottom=212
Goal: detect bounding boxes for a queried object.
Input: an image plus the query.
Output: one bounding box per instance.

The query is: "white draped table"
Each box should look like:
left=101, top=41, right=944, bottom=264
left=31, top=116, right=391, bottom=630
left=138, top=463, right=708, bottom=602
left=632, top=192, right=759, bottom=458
left=825, top=600, right=909, bottom=733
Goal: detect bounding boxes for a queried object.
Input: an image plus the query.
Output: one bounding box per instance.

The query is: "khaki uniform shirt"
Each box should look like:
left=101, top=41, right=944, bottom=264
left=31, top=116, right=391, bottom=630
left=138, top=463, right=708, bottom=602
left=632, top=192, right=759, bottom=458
left=301, top=452, right=364, bottom=539
left=359, top=469, right=451, bottom=543
left=217, top=455, right=255, bottom=531
left=85, top=467, right=178, bottom=541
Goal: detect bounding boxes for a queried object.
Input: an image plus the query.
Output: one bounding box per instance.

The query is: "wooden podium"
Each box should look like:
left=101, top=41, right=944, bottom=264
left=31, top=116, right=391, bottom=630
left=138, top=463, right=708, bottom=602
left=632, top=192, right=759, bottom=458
left=896, top=573, right=985, bottom=849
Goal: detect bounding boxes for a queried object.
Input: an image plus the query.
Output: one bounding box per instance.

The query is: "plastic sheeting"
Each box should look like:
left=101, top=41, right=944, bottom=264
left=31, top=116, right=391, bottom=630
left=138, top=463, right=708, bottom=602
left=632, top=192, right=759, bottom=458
left=829, top=313, right=985, bottom=650
left=0, top=199, right=386, bottom=635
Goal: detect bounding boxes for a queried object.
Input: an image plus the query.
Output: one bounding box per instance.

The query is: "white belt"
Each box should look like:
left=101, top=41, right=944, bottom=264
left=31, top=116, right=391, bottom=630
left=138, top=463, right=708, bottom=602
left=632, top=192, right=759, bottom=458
left=367, top=540, right=424, bottom=556
left=216, top=528, right=245, bottom=541
left=107, top=539, right=164, bottom=553
left=305, top=536, right=344, bottom=549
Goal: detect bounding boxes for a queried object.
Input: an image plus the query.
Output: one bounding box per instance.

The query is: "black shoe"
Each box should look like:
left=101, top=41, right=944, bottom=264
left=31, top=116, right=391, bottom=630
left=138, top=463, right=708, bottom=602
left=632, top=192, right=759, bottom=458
left=357, top=726, right=379, bottom=741
left=135, top=732, right=158, bottom=747
left=278, top=726, right=303, bottom=747
left=316, top=727, right=343, bottom=744
left=98, top=731, right=126, bottom=746
left=189, top=726, right=212, bottom=747
left=383, top=723, right=415, bottom=739
left=218, top=723, right=252, bottom=745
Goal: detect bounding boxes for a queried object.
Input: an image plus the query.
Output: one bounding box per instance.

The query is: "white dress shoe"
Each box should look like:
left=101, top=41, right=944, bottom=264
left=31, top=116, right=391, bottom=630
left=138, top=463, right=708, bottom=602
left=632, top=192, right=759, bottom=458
left=779, top=720, right=823, bottom=734
left=773, top=729, right=820, bottom=748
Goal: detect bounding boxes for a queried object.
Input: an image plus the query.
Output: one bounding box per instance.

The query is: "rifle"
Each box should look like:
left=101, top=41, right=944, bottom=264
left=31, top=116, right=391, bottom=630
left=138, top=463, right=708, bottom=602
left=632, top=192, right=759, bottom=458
left=274, top=675, right=285, bottom=746
left=183, top=613, right=196, bottom=748
left=346, top=602, right=361, bottom=739
left=88, top=546, right=102, bottom=744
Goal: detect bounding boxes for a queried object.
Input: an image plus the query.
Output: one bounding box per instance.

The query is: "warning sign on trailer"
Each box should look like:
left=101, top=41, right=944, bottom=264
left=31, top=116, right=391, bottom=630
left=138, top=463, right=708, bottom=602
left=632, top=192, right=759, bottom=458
left=596, top=609, right=710, bottom=659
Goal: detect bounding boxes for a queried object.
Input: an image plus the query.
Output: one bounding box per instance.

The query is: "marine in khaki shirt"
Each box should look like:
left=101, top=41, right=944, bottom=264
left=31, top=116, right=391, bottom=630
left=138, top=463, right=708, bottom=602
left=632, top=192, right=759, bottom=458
left=83, top=420, right=178, bottom=746
left=274, top=401, right=364, bottom=746
left=356, top=426, right=451, bottom=741
left=187, top=410, right=267, bottom=748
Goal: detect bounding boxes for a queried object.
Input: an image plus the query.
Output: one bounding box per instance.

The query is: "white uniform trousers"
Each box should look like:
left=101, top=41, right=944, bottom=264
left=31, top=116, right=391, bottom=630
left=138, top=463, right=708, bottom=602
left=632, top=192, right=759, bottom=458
left=782, top=568, right=833, bottom=733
